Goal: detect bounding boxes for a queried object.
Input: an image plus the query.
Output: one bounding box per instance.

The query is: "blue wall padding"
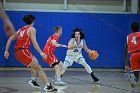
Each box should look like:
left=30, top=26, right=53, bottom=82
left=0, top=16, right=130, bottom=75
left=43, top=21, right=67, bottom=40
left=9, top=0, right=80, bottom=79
left=0, top=11, right=140, bottom=68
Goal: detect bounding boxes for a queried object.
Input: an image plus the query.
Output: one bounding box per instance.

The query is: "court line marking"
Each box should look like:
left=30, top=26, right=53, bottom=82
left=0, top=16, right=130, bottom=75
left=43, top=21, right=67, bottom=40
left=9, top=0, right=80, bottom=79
left=65, top=76, right=140, bottom=93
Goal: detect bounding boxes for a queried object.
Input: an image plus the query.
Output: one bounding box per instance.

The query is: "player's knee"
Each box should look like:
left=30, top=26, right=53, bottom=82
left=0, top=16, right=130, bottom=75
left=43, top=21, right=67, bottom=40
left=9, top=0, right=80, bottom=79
left=52, top=62, right=60, bottom=68
left=31, top=59, right=42, bottom=71
left=59, top=61, right=63, bottom=66
left=79, top=58, right=86, bottom=65
left=54, top=64, right=59, bottom=69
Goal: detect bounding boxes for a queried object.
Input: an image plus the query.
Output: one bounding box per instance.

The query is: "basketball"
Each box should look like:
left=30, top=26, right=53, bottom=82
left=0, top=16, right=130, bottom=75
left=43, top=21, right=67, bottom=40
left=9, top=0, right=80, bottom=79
left=89, top=50, right=99, bottom=60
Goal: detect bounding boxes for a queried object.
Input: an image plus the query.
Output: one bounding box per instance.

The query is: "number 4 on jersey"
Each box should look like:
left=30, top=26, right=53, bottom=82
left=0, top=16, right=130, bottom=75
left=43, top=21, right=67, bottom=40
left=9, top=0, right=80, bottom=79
left=131, top=37, right=137, bottom=44
left=20, top=30, right=25, bottom=37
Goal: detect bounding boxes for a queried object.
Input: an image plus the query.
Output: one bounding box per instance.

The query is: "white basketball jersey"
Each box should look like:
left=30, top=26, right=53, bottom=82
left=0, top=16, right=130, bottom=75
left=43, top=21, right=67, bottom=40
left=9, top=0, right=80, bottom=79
left=67, top=38, right=84, bottom=56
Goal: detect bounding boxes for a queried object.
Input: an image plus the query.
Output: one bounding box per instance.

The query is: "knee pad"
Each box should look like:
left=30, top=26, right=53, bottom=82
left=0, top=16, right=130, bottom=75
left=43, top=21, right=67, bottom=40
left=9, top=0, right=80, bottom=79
left=52, top=61, right=60, bottom=67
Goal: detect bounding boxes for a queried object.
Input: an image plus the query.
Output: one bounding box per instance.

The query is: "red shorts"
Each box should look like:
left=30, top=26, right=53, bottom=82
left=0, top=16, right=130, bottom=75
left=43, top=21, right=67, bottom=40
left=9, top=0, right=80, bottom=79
left=43, top=51, right=58, bottom=66
left=14, top=49, right=35, bottom=67
left=130, top=52, right=140, bottom=71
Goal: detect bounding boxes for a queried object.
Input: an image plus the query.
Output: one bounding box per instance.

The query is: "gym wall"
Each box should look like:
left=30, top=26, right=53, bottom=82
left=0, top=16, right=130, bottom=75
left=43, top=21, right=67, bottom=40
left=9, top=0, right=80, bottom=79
left=0, top=11, right=140, bottom=68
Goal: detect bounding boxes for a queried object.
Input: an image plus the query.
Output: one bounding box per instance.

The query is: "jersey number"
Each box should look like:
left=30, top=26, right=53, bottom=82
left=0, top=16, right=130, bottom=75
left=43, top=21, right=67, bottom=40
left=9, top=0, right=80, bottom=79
left=20, top=30, right=25, bottom=37
left=73, top=49, right=78, bottom=53
left=131, top=37, right=137, bottom=44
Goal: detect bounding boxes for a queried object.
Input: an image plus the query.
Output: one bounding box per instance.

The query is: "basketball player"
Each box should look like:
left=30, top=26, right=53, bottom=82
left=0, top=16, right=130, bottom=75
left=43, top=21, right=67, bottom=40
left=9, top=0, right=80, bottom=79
left=124, top=22, right=140, bottom=87
left=60, top=28, right=100, bottom=83
left=43, top=26, right=67, bottom=86
left=0, top=2, right=15, bottom=36
left=4, top=14, right=57, bottom=92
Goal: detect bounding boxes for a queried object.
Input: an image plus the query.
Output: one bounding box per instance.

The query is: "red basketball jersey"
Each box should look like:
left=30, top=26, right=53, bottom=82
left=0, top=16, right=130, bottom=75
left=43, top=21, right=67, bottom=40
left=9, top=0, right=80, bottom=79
left=127, top=32, right=140, bottom=53
left=14, top=26, right=32, bottom=49
left=43, top=34, right=59, bottom=53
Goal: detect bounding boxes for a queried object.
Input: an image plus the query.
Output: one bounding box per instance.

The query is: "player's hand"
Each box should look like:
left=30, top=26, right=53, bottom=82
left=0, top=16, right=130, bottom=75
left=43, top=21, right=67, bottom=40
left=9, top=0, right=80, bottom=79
left=125, top=65, right=130, bottom=72
left=40, top=52, right=47, bottom=60
left=4, top=50, right=9, bottom=59
left=56, top=44, right=61, bottom=47
left=62, top=45, right=68, bottom=48
left=4, top=19, right=15, bottom=37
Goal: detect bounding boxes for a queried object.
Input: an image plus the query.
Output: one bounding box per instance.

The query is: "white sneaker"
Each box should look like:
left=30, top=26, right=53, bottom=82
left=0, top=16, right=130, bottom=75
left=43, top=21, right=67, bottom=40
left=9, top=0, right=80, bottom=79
left=44, top=84, right=57, bottom=92
left=54, top=80, right=66, bottom=86
left=28, top=80, right=41, bottom=89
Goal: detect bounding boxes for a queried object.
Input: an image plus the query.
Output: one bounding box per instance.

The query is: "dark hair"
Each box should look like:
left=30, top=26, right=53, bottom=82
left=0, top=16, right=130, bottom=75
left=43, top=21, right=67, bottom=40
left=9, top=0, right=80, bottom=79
left=54, top=26, right=62, bottom=32
left=131, top=22, right=139, bottom=33
left=23, top=14, right=35, bottom=25
left=71, top=27, right=85, bottom=39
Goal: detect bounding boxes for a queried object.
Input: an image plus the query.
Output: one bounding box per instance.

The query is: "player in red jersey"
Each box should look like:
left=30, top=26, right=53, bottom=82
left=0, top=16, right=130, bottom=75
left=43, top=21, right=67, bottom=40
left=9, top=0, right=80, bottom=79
left=43, top=26, right=67, bottom=86
left=4, top=14, right=57, bottom=92
left=124, top=22, right=140, bottom=87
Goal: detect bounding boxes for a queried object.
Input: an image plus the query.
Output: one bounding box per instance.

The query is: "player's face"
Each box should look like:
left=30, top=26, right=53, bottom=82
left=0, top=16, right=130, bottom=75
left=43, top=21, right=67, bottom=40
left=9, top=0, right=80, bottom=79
left=75, top=32, right=80, bottom=39
left=58, top=28, right=62, bottom=36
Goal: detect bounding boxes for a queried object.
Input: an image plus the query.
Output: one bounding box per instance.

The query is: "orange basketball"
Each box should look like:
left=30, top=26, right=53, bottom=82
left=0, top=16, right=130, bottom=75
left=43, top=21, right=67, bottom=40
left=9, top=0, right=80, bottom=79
left=89, top=50, right=99, bottom=60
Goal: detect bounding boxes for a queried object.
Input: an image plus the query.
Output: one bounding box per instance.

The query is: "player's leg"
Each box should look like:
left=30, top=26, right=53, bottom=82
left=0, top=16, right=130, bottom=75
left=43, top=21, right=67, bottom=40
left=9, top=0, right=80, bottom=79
left=15, top=50, right=41, bottom=89
left=45, top=53, right=66, bottom=86
left=60, top=56, right=73, bottom=76
left=29, top=59, right=57, bottom=91
left=28, top=68, right=40, bottom=89
left=52, top=61, right=66, bottom=86
left=129, top=53, right=140, bottom=87
left=133, top=71, right=139, bottom=82
left=59, top=61, right=63, bottom=72
left=30, top=68, right=37, bottom=81
left=76, top=55, right=100, bottom=83
left=52, top=62, right=61, bottom=81
left=15, top=49, right=57, bottom=92
left=131, top=53, right=140, bottom=83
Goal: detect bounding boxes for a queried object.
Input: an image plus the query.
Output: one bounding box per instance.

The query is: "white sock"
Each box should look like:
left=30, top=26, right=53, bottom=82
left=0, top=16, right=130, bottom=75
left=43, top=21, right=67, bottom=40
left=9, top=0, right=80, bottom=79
left=31, top=77, right=36, bottom=81
left=57, top=78, right=61, bottom=81
left=46, top=83, right=50, bottom=86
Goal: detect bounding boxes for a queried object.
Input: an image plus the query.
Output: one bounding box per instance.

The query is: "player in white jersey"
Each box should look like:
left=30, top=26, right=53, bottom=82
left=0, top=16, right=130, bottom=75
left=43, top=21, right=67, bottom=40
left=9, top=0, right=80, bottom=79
left=60, top=28, right=100, bottom=83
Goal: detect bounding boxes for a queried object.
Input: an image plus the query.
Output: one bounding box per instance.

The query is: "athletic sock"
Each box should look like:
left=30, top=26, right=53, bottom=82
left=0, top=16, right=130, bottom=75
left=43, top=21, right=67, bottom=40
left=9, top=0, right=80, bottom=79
left=90, top=72, right=96, bottom=79
left=31, top=77, right=36, bottom=81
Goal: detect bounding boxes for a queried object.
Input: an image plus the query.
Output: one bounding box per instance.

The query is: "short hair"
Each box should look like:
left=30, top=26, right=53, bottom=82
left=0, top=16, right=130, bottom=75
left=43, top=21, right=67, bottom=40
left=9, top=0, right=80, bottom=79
left=54, top=26, right=62, bottom=32
left=23, top=14, right=35, bottom=25
left=131, top=22, right=139, bottom=33
left=71, top=27, right=85, bottom=39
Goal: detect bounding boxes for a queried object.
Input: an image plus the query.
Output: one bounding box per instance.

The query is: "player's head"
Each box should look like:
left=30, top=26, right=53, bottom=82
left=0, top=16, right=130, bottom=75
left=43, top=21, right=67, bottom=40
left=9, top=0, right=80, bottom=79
left=71, top=27, right=85, bottom=39
left=23, top=14, right=35, bottom=26
left=54, top=26, right=62, bottom=36
left=131, top=22, right=139, bottom=33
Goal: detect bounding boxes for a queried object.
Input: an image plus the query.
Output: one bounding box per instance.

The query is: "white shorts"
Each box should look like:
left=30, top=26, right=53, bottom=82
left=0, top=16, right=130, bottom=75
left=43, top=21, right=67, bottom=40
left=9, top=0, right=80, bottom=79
left=64, top=55, right=85, bottom=66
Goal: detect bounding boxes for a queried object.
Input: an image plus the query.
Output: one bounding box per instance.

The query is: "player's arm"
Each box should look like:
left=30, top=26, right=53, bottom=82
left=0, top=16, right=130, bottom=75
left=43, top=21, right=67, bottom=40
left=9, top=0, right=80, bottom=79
left=30, top=27, right=46, bottom=57
left=0, top=2, right=15, bottom=36
left=4, top=33, right=18, bottom=59
left=0, top=2, right=8, bottom=20
left=68, top=38, right=77, bottom=50
left=124, top=42, right=130, bottom=71
left=30, top=27, right=43, bottom=54
left=51, top=39, right=67, bottom=48
left=83, top=40, right=91, bottom=53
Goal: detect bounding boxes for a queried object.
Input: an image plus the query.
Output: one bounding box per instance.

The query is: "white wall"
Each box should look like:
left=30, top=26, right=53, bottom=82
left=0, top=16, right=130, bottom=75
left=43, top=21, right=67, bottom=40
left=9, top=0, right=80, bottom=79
left=4, top=0, right=132, bottom=13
